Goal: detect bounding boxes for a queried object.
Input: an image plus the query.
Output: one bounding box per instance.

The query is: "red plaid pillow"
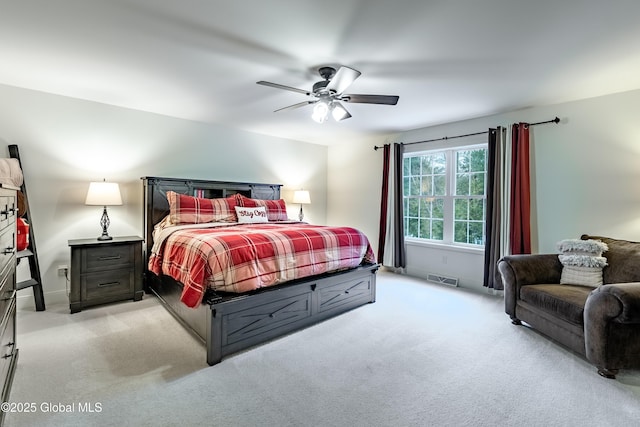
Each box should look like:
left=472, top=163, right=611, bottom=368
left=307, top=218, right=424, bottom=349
left=168, top=191, right=238, bottom=224
left=235, top=194, right=289, bottom=221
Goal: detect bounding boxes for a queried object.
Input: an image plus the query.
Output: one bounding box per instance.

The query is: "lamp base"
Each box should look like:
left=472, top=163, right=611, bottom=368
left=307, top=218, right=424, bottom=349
left=298, top=205, right=304, bottom=222
left=97, top=206, right=113, bottom=241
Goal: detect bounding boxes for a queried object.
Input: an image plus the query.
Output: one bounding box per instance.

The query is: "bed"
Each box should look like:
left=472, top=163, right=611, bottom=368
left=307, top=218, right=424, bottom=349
left=142, top=176, right=378, bottom=365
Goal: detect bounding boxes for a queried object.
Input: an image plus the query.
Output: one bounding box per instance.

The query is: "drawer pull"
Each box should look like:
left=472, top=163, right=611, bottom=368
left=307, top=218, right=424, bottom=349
left=98, top=281, right=120, bottom=288
left=98, top=255, right=122, bottom=261
left=344, top=290, right=350, bottom=294
left=3, top=246, right=14, bottom=255
left=6, top=342, right=14, bottom=347
left=0, top=204, right=13, bottom=218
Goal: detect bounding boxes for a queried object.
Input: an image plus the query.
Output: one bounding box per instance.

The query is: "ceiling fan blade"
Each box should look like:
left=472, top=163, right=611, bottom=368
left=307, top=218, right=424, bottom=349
left=273, top=100, right=316, bottom=112
left=341, top=94, right=399, bottom=105
left=326, top=66, right=361, bottom=94
left=257, top=80, right=311, bottom=96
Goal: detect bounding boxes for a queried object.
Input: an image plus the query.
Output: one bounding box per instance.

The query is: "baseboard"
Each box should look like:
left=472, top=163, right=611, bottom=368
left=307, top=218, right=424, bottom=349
left=16, top=289, right=68, bottom=311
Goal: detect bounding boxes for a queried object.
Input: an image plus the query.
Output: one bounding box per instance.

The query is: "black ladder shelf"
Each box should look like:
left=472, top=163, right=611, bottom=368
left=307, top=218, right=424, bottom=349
left=8, top=144, right=45, bottom=311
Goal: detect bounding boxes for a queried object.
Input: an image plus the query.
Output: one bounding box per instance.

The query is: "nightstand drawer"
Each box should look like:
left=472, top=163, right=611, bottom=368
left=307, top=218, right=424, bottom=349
left=82, top=244, right=135, bottom=272
left=81, top=269, right=134, bottom=301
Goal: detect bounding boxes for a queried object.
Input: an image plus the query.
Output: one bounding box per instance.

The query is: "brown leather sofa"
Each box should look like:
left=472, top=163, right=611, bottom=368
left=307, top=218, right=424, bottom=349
left=498, top=234, right=640, bottom=378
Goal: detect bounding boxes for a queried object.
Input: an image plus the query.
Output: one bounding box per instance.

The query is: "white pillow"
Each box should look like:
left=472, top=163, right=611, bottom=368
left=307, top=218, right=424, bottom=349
left=235, top=206, right=268, bottom=224
left=560, top=265, right=603, bottom=287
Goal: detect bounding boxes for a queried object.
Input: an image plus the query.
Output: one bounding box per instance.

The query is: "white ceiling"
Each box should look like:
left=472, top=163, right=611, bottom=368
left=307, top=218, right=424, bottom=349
left=2, top=0, right=640, bottom=145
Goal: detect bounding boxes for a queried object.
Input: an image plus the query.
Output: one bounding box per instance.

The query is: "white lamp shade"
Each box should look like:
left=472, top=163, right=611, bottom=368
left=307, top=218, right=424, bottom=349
left=85, top=181, right=123, bottom=206
left=292, top=190, right=311, bottom=204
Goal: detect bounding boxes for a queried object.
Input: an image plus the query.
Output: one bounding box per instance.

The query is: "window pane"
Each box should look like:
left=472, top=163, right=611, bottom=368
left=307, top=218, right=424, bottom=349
left=455, top=199, right=468, bottom=220
left=432, top=219, right=444, bottom=240
left=419, top=218, right=430, bottom=239
left=403, top=176, right=410, bottom=197
left=469, top=222, right=484, bottom=245
left=434, top=175, right=446, bottom=196
left=419, top=199, right=431, bottom=218
left=456, top=173, right=470, bottom=195
left=410, top=157, right=421, bottom=175
left=454, top=221, right=467, bottom=243
left=470, top=173, right=485, bottom=195
left=433, top=153, right=446, bottom=174
left=407, top=218, right=419, bottom=238
left=409, top=176, right=421, bottom=196
left=470, top=149, right=486, bottom=172
left=469, top=199, right=485, bottom=221
left=421, top=156, right=432, bottom=174
left=407, top=198, right=419, bottom=217
left=457, top=151, right=470, bottom=173
left=433, top=198, right=444, bottom=218
left=421, top=176, right=433, bottom=196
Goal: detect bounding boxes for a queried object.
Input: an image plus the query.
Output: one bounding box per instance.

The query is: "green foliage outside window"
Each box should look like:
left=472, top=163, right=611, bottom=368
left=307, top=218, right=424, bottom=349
left=403, top=146, right=487, bottom=246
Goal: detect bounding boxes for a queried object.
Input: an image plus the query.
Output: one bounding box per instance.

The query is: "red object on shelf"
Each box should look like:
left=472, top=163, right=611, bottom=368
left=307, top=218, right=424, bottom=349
left=17, top=217, right=29, bottom=251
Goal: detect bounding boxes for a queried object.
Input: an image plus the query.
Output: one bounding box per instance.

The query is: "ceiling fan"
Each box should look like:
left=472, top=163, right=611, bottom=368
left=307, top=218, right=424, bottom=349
left=257, top=66, right=399, bottom=123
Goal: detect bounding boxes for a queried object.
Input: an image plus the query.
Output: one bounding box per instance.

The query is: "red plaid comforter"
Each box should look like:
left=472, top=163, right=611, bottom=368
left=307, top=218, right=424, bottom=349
left=149, top=223, right=376, bottom=308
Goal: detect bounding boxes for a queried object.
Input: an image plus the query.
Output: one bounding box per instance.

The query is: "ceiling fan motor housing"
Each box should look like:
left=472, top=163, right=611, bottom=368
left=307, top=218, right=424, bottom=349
left=313, top=80, right=330, bottom=94
left=313, top=66, right=337, bottom=94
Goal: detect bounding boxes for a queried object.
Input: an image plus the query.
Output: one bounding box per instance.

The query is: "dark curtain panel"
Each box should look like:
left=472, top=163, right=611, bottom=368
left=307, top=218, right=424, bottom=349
left=380, top=143, right=406, bottom=268
left=483, top=127, right=506, bottom=289
left=510, top=123, right=531, bottom=254
left=391, top=143, right=406, bottom=268
left=377, top=144, right=390, bottom=262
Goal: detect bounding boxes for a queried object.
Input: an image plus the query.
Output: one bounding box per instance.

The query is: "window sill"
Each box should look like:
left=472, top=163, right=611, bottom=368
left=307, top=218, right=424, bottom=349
left=405, top=238, right=484, bottom=255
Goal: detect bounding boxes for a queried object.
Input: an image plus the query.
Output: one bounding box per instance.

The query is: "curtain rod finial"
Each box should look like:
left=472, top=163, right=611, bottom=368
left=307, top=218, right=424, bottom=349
left=553, top=117, right=560, bottom=124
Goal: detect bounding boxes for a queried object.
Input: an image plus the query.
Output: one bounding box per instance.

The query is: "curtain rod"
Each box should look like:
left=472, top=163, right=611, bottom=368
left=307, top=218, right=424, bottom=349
left=373, top=116, right=560, bottom=150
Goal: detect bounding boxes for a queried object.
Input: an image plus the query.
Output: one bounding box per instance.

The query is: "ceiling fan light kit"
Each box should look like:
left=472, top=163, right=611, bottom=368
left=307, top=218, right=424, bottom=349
left=257, top=65, right=399, bottom=123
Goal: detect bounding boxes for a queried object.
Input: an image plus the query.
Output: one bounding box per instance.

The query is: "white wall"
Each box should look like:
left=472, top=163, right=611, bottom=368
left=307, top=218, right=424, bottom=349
left=328, top=88, right=640, bottom=293
left=0, top=84, right=328, bottom=309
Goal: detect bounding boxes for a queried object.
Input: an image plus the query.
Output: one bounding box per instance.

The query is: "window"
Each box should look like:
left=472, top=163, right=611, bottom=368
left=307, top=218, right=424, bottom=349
left=403, top=144, right=488, bottom=247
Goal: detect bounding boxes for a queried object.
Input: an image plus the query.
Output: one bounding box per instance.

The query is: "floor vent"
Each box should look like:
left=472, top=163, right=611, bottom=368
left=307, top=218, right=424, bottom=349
left=426, top=274, right=459, bottom=287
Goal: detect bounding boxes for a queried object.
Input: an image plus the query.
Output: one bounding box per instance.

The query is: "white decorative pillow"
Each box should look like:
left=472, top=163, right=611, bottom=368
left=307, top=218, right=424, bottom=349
left=235, top=206, right=268, bottom=224
left=557, top=254, right=607, bottom=287
left=560, top=266, right=604, bottom=287
left=556, top=239, right=608, bottom=256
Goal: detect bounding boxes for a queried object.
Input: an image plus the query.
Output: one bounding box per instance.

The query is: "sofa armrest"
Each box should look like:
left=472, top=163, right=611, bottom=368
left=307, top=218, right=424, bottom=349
left=585, top=282, right=640, bottom=372
left=498, top=254, right=563, bottom=319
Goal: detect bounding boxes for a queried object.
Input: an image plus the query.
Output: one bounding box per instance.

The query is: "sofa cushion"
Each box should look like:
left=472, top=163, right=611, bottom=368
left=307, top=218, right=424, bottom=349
left=520, top=284, right=593, bottom=326
left=581, top=235, right=640, bottom=284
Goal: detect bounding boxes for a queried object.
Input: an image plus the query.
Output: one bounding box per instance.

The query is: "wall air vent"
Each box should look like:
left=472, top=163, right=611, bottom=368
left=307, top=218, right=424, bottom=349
left=426, top=274, right=459, bottom=287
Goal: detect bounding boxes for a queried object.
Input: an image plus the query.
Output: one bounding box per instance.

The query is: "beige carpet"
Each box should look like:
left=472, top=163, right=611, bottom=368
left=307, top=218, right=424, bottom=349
left=5, top=271, right=640, bottom=426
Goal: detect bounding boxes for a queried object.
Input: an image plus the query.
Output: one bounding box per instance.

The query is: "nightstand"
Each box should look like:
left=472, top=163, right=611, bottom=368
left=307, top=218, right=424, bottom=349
left=68, top=236, right=143, bottom=313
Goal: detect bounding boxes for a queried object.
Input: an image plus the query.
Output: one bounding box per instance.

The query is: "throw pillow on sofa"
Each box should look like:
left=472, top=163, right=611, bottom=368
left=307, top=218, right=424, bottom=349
left=557, top=238, right=608, bottom=287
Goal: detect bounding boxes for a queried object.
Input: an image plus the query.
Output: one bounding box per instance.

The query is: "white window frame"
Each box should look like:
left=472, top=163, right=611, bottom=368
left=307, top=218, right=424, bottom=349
left=403, top=141, right=488, bottom=250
